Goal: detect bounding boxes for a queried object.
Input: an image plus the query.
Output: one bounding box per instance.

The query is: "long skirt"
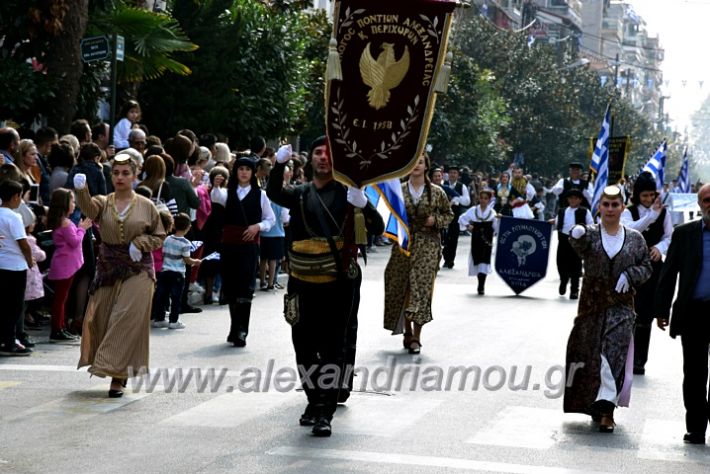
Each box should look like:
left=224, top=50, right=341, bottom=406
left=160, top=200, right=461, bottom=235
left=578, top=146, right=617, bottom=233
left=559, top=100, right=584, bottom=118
left=78, top=272, right=153, bottom=379
left=383, top=233, right=441, bottom=332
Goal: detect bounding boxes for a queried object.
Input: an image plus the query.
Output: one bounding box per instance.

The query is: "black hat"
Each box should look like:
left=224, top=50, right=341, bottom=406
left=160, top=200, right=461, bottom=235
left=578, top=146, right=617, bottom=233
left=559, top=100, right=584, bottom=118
left=566, top=188, right=584, bottom=199
left=234, top=155, right=256, bottom=172
left=632, top=171, right=657, bottom=204
left=447, top=164, right=460, bottom=171
left=568, top=162, right=583, bottom=169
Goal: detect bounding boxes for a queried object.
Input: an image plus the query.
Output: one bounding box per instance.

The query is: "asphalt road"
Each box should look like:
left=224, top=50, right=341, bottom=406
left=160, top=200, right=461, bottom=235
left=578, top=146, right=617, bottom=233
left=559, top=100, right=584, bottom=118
left=0, top=235, right=707, bottom=474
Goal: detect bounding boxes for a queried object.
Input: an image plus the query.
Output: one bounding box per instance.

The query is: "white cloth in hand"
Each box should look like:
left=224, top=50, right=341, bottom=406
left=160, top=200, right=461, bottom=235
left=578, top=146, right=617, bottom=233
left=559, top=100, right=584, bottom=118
left=73, top=173, right=87, bottom=190
left=346, top=186, right=368, bottom=208
left=451, top=197, right=461, bottom=206
left=615, top=272, right=630, bottom=293
left=570, top=225, right=586, bottom=239
left=128, top=242, right=142, bottom=262
left=276, top=144, right=292, bottom=164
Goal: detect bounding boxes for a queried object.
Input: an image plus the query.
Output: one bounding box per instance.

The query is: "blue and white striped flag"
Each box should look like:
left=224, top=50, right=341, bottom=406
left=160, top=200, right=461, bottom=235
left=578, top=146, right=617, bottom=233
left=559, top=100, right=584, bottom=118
left=590, top=104, right=611, bottom=173
left=677, top=147, right=690, bottom=193
left=365, top=179, right=411, bottom=255
left=590, top=142, right=609, bottom=216
left=642, top=140, right=667, bottom=190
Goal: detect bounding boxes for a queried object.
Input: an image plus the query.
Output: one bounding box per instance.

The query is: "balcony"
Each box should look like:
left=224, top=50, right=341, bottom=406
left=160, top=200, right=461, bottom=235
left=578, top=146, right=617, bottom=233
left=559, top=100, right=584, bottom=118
left=539, top=0, right=583, bottom=30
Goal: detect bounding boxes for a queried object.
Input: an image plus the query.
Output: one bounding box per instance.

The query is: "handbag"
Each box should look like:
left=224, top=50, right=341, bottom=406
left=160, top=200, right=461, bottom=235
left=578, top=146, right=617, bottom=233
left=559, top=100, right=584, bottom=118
left=153, top=182, right=170, bottom=213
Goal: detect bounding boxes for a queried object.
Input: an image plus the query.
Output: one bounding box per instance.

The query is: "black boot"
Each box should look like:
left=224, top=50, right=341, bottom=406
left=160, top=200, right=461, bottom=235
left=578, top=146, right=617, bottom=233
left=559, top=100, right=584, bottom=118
left=311, top=405, right=332, bottom=437
left=569, top=278, right=579, bottom=300
left=477, top=274, right=487, bottom=295
left=227, top=303, right=239, bottom=344
left=228, top=301, right=251, bottom=347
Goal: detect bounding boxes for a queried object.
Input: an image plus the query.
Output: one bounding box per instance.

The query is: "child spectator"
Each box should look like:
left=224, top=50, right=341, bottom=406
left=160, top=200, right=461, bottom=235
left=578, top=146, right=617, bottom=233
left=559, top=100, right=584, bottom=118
left=21, top=208, right=45, bottom=348
left=0, top=180, right=34, bottom=356
left=47, top=188, right=92, bottom=341
left=152, top=213, right=201, bottom=329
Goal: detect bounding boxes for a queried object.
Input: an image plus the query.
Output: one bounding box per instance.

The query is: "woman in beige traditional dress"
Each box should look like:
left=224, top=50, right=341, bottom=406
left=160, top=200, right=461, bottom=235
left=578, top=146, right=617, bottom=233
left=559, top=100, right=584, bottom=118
left=383, top=155, right=453, bottom=354
left=73, top=154, right=166, bottom=397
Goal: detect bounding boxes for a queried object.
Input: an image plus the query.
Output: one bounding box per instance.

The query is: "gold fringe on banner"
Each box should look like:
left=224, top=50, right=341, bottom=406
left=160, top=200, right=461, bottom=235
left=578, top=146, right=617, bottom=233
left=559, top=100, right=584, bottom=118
left=354, top=208, right=367, bottom=246
left=326, top=37, right=343, bottom=81
left=434, top=51, right=453, bottom=94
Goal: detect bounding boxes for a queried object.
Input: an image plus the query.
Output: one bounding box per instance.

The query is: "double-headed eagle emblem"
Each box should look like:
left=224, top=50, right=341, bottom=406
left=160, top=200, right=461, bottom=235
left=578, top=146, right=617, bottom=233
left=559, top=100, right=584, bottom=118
left=359, top=42, right=410, bottom=110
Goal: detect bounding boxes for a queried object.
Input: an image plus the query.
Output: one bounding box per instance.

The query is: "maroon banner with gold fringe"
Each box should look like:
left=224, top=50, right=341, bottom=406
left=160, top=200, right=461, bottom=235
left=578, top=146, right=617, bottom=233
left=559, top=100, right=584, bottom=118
left=326, top=0, right=457, bottom=187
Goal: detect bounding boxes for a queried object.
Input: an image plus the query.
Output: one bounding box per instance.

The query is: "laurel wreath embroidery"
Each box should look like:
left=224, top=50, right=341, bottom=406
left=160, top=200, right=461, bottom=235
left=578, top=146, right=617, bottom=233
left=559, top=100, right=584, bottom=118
left=331, top=87, right=420, bottom=169
left=339, top=7, right=366, bottom=32
left=418, top=14, right=442, bottom=43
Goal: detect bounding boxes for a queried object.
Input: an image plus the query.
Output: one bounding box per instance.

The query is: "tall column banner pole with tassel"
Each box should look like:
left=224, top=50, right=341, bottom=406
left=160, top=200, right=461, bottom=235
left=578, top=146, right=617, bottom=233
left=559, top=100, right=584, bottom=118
left=325, top=0, right=458, bottom=188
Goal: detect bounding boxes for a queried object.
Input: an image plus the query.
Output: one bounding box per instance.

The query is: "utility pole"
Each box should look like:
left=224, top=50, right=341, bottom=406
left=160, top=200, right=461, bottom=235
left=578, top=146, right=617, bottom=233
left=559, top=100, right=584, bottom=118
left=613, top=53, right=619, bottom=90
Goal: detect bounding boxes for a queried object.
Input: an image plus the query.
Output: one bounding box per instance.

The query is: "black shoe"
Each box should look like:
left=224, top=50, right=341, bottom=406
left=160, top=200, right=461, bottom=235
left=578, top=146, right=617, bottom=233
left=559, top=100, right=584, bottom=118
left=299, top=413, right=317, bottom=426
left=180, top=305, right=202, bottom=314
left=559, top=281, right=567, bottom=296
left=50, top=331, right=75, bottom=342
left=444, top=261, right=454, bottom=269
left=312, top=417, right=332, bottom=437
left=337, top=389, right=351, bottom=404
left=18, top=337, right=35, bottom=348
left=477, top=287, right=485, bottom=296
left=108, top=389, right=124, bottom=398
left=232, top=337, right=246, bottom=347
left=683, top=432, right=706, bottom=444
left=569, top=291, right=579, bottom=300
left=633, top=367, right=645, bottom=375
left=0, top=344, right=32, bottom=356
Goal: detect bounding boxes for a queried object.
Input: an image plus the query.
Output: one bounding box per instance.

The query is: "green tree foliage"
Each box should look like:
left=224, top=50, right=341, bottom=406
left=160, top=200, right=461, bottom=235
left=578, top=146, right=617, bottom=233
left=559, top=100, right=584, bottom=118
left=138, top=0, right=320, bottom=146
left=428, top=55, right=509, bottom=171
left=440, top=13, right=665, bottom=176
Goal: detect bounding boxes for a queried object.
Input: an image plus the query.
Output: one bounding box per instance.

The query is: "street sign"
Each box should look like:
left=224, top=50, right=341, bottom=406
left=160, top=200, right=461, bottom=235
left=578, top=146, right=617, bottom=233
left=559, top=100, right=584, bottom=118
left=80, top=36, right=110, bottom=63
left=115, top=35, right=125, bottom=62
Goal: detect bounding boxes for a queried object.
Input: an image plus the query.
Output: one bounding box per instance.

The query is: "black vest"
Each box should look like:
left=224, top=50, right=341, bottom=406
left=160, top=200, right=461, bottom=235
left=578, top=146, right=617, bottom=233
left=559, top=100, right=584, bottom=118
left=224, top=186, right=262, bottom=226
left=557, top=207, right=588, bottom=231
left=561, top=179, right=590, bottom=208
left=628, top=205, right=666, bottom=247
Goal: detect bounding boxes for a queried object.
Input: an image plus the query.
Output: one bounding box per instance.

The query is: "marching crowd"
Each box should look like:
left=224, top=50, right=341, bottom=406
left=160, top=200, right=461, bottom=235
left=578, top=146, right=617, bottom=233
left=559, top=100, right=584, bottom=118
left=0, top=99, right=709, bottom=440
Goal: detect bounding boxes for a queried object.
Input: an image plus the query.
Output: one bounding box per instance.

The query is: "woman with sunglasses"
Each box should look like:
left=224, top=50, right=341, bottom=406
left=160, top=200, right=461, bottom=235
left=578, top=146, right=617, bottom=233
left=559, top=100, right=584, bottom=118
left=563, top=185, right=652, bottom=433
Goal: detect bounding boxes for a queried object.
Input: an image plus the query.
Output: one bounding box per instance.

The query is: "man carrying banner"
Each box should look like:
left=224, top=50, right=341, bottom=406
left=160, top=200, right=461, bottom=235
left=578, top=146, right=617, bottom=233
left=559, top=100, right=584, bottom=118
left=564, top=185, right=652, bottom=433
left=655, top=183, right=710, bottom=444
left=620, top=171, right=672, bottom=375
left=442, top=164, right=470, bottom=268
left=266, top=138, right=384, bottom=437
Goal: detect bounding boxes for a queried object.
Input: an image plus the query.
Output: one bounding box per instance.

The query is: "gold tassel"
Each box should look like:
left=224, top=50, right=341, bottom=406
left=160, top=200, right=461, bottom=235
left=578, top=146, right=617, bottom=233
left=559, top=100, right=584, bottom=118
left=354, top=208, right=367, bottom=246
left=434, top=51, right=453, bottom=93
left=326, top=37, right=342, bottom=81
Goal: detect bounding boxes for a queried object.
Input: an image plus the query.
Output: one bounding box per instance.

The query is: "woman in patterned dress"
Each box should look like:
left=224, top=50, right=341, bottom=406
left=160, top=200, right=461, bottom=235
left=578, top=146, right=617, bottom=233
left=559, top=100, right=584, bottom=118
left=383, top=154, right=454, bottom=354
left=563, top=186, right=652, bottom=432
left=73, top=155, right=166, bottom=397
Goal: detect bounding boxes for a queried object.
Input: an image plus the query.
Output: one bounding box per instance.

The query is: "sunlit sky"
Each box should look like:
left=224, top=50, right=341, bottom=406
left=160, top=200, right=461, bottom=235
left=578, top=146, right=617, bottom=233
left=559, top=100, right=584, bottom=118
left=633, top=0, right=710, bottom=135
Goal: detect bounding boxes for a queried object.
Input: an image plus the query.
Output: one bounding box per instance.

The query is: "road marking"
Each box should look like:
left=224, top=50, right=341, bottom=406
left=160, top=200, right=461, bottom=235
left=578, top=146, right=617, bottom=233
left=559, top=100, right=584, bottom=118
left=467, top=406, right=586, bottom=450
left=334, top=394, right=443, bottom=436
left=0, top=381, right=21, bottom=390
left=8, top=390, right=150, bottom=422
left=0, top=364, right=86, bottom=373
left=267, top=446, right=611, bottom=474
left=638, top=419, right=710, bottom=463
left=161, top=391, right=299, bottom=428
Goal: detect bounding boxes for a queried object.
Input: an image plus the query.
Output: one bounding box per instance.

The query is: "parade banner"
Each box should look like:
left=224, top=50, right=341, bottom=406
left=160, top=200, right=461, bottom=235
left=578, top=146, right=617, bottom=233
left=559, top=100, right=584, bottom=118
left=606, top=136, right=630, bottom=185
left=588, top=135, right=629, bottom=184
left=326, top=0, right=457, bottom=187
left=494, top=217, right=552, bottom=295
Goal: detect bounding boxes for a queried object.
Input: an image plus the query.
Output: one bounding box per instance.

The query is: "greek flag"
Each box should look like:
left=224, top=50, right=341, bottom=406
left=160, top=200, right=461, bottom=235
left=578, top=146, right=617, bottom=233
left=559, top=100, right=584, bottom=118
left=365, top=179, right=411, bottom=255
left=642, top=140, right=667, bottom=190
left=677, top=147, right=690, bottom=193
left=590, top=104, right=611, bottom=173
left=590, top=142, right=609, bottom=216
